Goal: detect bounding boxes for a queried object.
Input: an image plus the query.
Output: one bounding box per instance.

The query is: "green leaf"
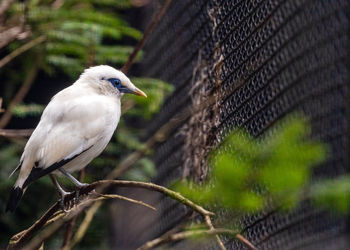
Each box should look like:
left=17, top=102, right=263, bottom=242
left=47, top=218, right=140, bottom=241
left=311, top=176, right=350, bottom=214
left=175, top=115, right=327, bottom=213
left=12, top=103, right=44, bottom=118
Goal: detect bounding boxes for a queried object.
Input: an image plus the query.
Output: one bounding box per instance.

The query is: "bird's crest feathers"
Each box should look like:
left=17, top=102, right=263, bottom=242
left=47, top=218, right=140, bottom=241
left=77, top=65, right=135, bottom=93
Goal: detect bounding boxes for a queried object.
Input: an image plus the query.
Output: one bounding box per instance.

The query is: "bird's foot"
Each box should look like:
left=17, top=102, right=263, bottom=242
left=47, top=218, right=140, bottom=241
left=59, top=191, right=74, bottom=211
left=74, top=183, right=89, bottom=205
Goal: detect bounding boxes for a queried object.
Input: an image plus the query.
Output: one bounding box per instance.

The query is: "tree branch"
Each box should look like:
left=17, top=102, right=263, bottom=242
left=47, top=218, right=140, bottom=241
left=0, top=0, right=15, bottom=17
left=204, top=215, right=225, bottom=250
left=136, top=228, right=255, bottom=250
left=21, top=197, right=95, bottom=250
left=7, top=180, right=213, bottom=249
left=9, top=179, right=259, bottom=250
left=236, top=234, right=258, bottom=250
left=0, top=128, right=33, bottom=137
left=8, top=203, right=61, bottom=248
left=0, top=35, right=46, bottom=69
left=91, top=180, right=213, bottom=216
left=95, top=193, right=157, bottom=211
left=20, top=192, right=156, bottom=250
left=51, top=0, right=65, bottom=10
left=61, top=216, right=77, bottom=250
left=0, top=26, right=27, bottom=50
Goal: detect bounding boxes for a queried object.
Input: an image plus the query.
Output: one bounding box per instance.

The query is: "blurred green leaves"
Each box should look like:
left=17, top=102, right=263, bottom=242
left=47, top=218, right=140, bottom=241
left=12, top=103, right=44, bottom=118
left=176, top=116, right=327, bottom=213
left=127, top=77, right=174, bottom=119
left=9, top=0, right=142, bottom=77
left=311, top=176, right=350, bottom=214
left=124, top=158, right=157, bottom=181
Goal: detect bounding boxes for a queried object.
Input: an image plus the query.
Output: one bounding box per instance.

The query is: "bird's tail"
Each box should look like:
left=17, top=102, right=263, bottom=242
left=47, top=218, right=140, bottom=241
left=5, top=186, right=24, bottom=212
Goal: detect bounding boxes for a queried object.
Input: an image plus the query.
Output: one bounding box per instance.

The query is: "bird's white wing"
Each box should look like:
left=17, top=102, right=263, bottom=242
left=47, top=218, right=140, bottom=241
left=15, top=85, right=120, bottom=188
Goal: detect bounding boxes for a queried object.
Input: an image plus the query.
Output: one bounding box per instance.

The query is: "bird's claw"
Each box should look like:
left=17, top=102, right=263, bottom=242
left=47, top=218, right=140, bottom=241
left=74, top=189, right=80, bottom=205
left=74, top=183, right=89, bottom=205
left=59, top=191, right=74, bottom=211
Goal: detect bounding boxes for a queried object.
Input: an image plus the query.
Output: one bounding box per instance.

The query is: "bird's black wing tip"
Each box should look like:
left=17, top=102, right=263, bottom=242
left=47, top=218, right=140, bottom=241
left=5, top=187, right=23, bottom=213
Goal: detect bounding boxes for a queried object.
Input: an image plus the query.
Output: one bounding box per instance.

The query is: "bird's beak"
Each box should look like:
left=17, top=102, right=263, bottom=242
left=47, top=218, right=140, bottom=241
left=119, top=85, right=147, bottom=97
left=131, top=87, right=147, bottom=98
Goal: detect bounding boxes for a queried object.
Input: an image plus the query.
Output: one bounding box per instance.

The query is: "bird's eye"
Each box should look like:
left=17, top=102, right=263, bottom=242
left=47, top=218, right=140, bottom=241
left=108, top=78, right=122, bottom=89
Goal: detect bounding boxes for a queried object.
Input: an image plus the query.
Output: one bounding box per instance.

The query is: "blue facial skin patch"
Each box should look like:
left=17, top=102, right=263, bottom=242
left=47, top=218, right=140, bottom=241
left=108, top=78, right=133, bottom=93
left=108, top=78, right=122, bottom=89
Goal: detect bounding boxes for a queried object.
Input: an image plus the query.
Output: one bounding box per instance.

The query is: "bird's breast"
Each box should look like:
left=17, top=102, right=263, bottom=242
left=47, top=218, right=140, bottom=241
left=59, top=97, right=121, bottom=173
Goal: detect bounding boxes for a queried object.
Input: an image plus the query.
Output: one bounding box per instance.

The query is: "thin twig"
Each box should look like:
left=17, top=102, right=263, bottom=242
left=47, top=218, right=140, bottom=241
left=0, top=57, right=40, bottom=129
left=0, top=35, right=46, bottom=69
left=61, top=216, right=77, bottom=249
left=236, top=234, right=258, bottom=250
left=0, top=129, right=33, bottom=137
left=94, top=193, right=157, bottom=211
left=205, top=215, right=226, bottom=250
left=136, top=228, right=243, bottom=250
left=120, top=0, right=173, bottom=73
left=0, top=98, right=4, bottom=113
left=0, top=0, right=31, bottom=49
left=93, top=180, right=214, bottom=216
left=0, top=26, right=28, bottom=49
left=134, top=211, right=192, bottom=250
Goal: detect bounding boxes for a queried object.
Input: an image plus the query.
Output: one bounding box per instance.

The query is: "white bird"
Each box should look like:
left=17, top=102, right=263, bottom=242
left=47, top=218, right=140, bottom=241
left=6, top=65, right=147, bottom=212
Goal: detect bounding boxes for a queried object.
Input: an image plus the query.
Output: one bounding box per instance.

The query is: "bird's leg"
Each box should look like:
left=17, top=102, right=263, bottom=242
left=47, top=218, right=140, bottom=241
left=58, top=168, right=89, bottom=204
left=49, top=174, right=73, bottom=209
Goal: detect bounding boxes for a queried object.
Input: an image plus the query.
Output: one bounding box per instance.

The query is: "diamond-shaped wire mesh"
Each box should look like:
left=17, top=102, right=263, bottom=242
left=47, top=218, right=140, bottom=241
left=110, top=0, right=349, bottom=249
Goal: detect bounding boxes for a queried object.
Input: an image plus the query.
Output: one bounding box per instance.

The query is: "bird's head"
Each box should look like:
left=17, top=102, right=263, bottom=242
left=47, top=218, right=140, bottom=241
left=77, top=65, right=147, bottom=98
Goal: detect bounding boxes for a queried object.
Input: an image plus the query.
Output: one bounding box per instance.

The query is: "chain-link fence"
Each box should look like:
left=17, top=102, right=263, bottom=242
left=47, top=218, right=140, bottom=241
left=110, top=1, right=349, bottom=249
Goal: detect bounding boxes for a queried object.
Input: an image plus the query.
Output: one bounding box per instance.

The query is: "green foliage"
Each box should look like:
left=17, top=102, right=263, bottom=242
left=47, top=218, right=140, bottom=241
left=9, top=0, right=142, bottom=77
left=12, top=103, right=45, bottom=118
left=124, top=158, right=157, bottom=181
left=176, top=116, right=327, bottom=213
left=310, top=175, right=350, bottom=214
left=127, top=77, right=174, bottom=119
left=115, top=124, right=144, bottom=151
